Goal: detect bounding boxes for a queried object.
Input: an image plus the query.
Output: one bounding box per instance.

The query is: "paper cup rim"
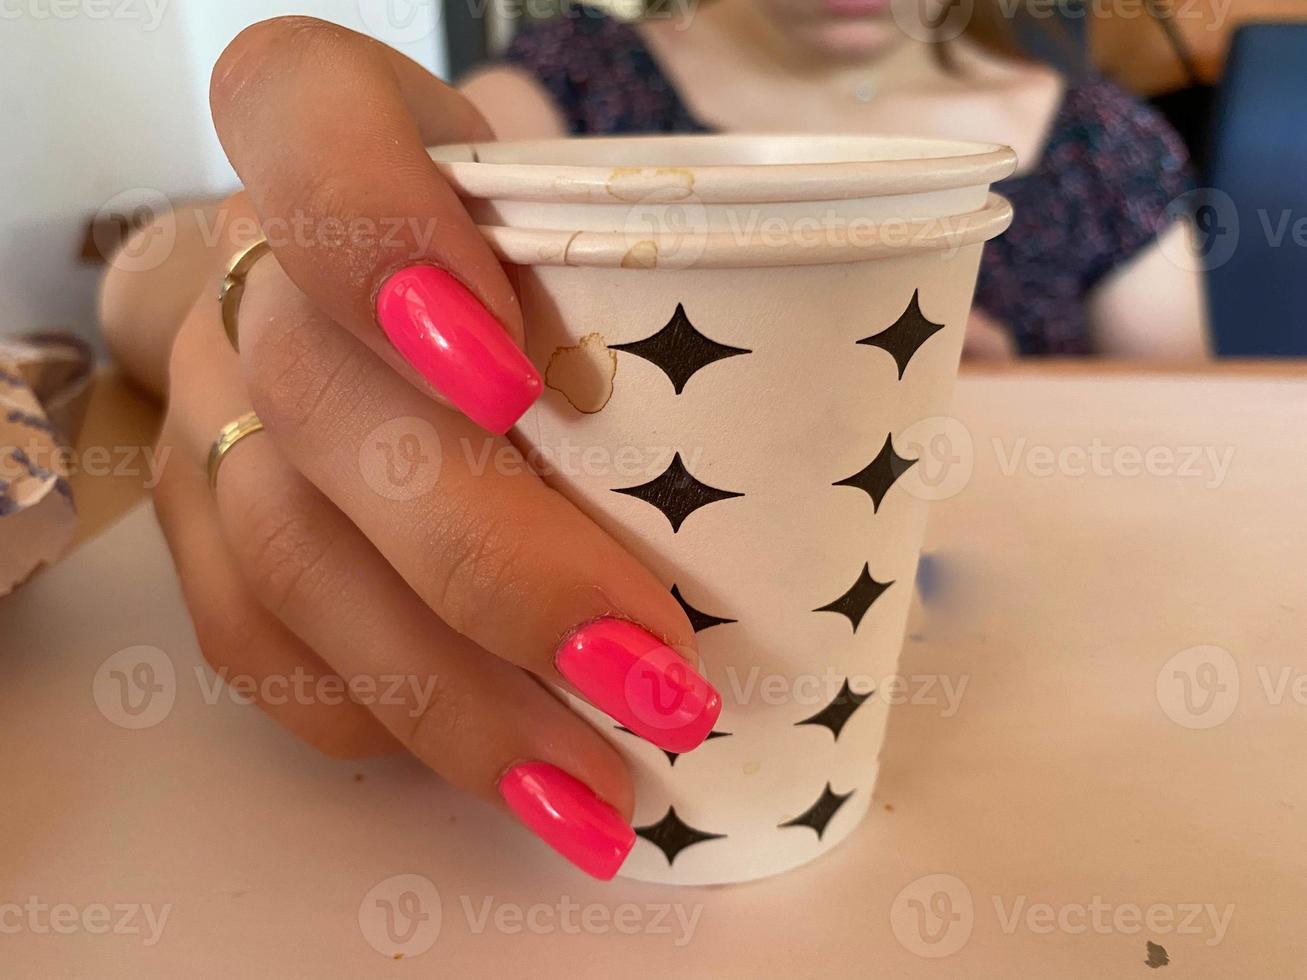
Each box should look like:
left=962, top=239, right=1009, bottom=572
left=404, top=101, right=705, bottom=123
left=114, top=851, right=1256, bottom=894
left=429, top=134, right=1018, bottom=204
left=475, top=193, right=1012, bottom=269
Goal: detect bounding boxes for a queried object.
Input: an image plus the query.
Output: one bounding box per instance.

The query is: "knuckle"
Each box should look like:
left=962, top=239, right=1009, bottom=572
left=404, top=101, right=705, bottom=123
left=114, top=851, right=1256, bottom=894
left=425, top=503, right=531, bottom=641
left=400, top=674, right=474, bottom=762
left=244, top=304, right=381, bottom=446
left=236, top=495, right=339, bottom=622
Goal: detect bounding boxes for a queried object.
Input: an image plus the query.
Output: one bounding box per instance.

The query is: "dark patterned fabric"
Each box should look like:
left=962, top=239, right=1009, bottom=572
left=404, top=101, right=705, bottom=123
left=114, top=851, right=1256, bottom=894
left=502, top=8, right=1194, bottom=355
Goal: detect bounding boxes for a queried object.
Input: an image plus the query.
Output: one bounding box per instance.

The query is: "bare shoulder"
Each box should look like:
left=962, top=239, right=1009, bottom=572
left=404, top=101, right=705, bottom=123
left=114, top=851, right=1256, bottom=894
left=459, top=65, right=568, bottom=140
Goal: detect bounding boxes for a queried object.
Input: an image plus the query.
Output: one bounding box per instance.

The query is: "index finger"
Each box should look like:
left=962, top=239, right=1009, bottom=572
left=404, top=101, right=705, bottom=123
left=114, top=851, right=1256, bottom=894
left=209, top=15, right=540, bottom=434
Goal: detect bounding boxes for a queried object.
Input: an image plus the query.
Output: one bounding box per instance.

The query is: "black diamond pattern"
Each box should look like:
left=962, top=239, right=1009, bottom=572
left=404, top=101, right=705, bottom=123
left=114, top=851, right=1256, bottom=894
left=795, top=679, right=874, bottom=740
left=833, top=434, right=918, bottom=512
left=857, top=289, right=945, bottom=379
left=671, top=584, right=737, bottom=633
left=613, top=453, right=744, bottom=532
left=635, top=806, right=727, bottom=864
left=779, top=783, right=855, bottom=840
left=617, top=726, right=732, bottom=765
left=611, top=303, right=752, bottom=394
left=813, top=563, right=893, bottom=632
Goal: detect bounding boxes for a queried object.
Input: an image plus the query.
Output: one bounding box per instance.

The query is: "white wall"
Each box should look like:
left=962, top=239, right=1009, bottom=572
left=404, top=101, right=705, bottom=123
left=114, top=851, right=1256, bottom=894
left=0, top=0, right=447, bottom=346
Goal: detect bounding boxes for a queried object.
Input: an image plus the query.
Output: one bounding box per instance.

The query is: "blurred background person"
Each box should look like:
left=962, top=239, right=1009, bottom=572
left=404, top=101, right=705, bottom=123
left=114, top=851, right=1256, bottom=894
left=461, top=0, right=1212, bottom=361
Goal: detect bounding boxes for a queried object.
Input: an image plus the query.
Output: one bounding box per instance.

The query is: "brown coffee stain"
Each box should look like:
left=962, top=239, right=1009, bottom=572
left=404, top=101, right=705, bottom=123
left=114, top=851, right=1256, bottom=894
left=545, top=333, right=617, bottom=413
left=605, top=166, right=696, bottom=202
left=620, top=240, right=658, bottom=269
left=1145, top=941, right=1169, bottom=969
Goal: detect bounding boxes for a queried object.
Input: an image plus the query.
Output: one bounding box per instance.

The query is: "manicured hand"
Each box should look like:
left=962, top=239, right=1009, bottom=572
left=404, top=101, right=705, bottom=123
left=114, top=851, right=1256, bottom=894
left=132, top=17, right=722, bottom=880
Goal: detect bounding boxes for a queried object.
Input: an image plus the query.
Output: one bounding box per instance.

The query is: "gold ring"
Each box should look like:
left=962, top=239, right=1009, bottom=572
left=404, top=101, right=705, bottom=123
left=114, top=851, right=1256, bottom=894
left=207, top=411, right=265, bottom=492
left=218, top=237, right=272, bottom=352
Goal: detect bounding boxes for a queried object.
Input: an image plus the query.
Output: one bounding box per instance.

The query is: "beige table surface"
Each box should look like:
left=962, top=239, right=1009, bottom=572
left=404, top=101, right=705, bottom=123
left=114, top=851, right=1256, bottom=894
left=4, top=372, right=1306, bottom=977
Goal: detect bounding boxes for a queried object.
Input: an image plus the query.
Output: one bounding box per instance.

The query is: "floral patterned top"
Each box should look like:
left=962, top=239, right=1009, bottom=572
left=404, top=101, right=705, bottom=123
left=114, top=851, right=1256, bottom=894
left=501, top=8, right=1194, bottom=355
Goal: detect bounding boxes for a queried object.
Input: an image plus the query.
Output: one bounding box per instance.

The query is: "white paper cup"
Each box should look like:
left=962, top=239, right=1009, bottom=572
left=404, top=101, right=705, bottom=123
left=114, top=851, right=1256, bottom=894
left=430, top=135, right=1015, bottom=885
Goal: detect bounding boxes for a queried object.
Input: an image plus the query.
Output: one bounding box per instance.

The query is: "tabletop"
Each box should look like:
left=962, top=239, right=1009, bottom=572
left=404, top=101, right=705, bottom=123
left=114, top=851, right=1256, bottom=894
left=3, top=367, right=1306, bottom=977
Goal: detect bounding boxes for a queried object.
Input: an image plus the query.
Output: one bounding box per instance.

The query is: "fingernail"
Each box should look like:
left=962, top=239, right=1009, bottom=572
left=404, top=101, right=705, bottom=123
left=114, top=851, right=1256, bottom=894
left=499, top=762, right=635, bottom=880
left=556, top=618, right=721, bottom=754
left=376, top=266, right=541, bottom=435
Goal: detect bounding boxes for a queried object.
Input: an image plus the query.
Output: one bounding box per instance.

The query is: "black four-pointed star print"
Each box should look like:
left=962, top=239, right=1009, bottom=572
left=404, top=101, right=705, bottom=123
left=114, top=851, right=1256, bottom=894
left=611, top=303, right=752, bottom=394
left=635, top=806, right=727, bottom=864
left=833, top=434, right=918, bottom=512
left=857, top=289, right=945, bottom=379
left=617, top=725, right=732, bottom=765
left=779, top=783, right=855, bottom=840
left=671, top=583, right=737, bottom=633
left=795, top=679, right=874, bottom=740
left=813, top=563, right=893, bottom=632
left=613, top=453, right=744, bottom=532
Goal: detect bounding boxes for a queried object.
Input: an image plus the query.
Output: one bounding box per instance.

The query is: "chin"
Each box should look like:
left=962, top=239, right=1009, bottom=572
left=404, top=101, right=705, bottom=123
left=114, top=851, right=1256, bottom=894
left=800, top=18, right=903, bottom=61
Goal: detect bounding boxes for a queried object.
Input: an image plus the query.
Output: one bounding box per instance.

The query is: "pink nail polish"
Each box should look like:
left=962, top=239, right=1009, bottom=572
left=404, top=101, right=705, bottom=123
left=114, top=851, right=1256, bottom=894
left=376, top=266, right=541, bottom=435
left=556, top=618, right=721, bottom=754
left=499, top=762, right=634, bottom=880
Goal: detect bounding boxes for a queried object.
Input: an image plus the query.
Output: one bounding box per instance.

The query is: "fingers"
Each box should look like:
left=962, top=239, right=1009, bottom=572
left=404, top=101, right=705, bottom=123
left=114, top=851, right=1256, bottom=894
left=153, top=431, right=397, bottom=759
left=98, top=200, right=226, bottom=397
left=237, top=259, right=723, bottom=756
left=167, top=291, right=636, bottom=880
left=210, top=420, right=637, bottom=880
left=209, top=16, right=540, bottom=434
left=155, top=311, right=396, bottom=758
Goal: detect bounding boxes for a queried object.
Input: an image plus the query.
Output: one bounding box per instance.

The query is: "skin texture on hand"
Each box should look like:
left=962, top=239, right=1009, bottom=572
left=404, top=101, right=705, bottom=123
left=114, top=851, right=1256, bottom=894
left=107, top=17, right=738, bottom=880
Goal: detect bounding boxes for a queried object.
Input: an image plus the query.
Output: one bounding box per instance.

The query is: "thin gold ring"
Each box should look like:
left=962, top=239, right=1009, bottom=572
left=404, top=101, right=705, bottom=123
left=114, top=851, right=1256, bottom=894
left=207, top=411, right=265, bottom=492
left=218, top=237, right=272, bottom=352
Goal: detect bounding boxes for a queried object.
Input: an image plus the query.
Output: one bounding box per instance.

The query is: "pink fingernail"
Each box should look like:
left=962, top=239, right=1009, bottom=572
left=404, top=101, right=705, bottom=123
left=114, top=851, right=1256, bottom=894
left=499, top=762, right=635, bottom=880
left=556, top=618, right=721, bottom=754
left=376, top=266, right=541, bottom=435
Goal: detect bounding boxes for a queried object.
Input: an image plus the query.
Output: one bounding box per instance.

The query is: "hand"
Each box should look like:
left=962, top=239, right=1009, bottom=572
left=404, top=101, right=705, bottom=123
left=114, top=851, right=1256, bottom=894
left=124, top=17, right=722, bottom=880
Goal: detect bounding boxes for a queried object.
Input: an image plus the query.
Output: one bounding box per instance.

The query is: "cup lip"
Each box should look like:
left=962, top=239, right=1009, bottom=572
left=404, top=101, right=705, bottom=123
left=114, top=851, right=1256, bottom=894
left=475, top=192, right=1013, bottom=269
left=429, top=134, right=1019, bottom=204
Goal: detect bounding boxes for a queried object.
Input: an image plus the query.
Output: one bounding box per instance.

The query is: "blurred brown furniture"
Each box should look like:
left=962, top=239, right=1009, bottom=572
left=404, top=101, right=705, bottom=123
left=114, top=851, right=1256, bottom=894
left=1093, top=0, right=1307, bottom=95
